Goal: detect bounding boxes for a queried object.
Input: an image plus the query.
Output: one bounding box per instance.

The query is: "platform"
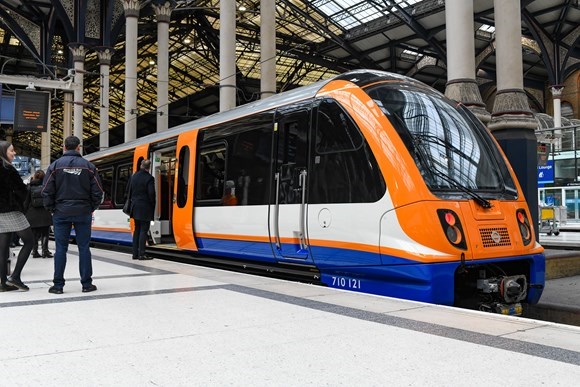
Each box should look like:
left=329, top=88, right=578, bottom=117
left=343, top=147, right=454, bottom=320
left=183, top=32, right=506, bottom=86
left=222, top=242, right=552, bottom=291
left=1, top=243, right=580, bottom=384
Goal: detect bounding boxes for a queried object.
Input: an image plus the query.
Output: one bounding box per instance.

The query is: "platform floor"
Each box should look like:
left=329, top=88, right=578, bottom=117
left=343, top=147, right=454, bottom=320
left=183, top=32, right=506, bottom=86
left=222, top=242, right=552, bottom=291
left=1, top=243, right=580, bottom=385
left=540, top=227, right=580, bottom=248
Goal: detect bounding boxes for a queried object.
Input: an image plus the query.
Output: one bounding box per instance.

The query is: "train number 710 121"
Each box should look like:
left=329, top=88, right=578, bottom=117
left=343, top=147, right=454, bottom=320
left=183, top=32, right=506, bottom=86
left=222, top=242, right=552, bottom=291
left=331, top=276, right=361, bottom=289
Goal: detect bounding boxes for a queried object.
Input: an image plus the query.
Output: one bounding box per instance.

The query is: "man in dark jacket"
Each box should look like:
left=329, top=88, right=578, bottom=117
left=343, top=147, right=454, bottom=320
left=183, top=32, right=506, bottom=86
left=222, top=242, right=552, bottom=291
left=42, top=136, right=104, bottom=294
left=128, top=159, right=156, bottom=260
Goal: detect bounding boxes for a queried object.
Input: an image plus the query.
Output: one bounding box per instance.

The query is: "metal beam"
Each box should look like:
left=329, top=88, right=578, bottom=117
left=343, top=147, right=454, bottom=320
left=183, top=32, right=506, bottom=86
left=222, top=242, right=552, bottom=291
left=0, top=74, right=80, bottom=91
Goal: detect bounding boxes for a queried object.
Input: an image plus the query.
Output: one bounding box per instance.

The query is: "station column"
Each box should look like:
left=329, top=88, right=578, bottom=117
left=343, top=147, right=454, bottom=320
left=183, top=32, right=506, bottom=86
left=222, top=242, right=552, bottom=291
left=489, top=0, right=539, bottom=233
left=153, top=1, right=174, bottom=133
left=69, top=43, right=85, bottom=146
left=123, top=0, right=140, bottom=142
left=551, top=85, right=565, bottom=151
left=220, top=0, right=236, bottom=112
left=444, top=0, right=490, bottom=124
left=63, top=92, right=73, bottom=140
left=96, top=47, right=113, bottom=150
left=260, top=0, right=276, bottom=99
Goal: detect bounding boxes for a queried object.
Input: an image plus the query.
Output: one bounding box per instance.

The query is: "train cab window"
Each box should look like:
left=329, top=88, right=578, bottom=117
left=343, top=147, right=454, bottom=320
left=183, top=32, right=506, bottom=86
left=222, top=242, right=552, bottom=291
left=177, top=146, right=190, bottom=208
left=98, top=167, right=114, bottom=209
left=197, top=144, right=227, bottom=203
left=310, top=99, right=386, bottom=204
left=116, top=163, right=132, bottom=207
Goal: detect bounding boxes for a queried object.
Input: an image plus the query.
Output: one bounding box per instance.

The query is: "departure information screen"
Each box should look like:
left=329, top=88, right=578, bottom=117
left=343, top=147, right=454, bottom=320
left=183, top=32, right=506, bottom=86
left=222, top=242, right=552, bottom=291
left=14, top=89, right=50, bottom=132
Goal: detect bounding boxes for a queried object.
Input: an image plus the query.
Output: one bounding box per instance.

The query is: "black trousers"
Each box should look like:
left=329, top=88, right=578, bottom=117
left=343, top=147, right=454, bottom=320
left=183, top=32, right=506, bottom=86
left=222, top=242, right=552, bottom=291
left=132, top=219, right=151, bottom=258
left=0, top=229, right=34, bottom=284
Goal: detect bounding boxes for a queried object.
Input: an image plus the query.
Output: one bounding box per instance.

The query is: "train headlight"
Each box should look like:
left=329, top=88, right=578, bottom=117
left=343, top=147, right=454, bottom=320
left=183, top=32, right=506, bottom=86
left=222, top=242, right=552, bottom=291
left=437, top=209, right=467, bottom=250
left=516, top=209, right=532, bottom=246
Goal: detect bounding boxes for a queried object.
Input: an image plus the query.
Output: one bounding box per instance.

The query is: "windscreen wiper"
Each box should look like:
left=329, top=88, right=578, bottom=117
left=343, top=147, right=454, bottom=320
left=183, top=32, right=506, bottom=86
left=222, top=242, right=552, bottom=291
left=428, top=167, right=493, bottom=209
left=412, top=136, right=492, bottom=209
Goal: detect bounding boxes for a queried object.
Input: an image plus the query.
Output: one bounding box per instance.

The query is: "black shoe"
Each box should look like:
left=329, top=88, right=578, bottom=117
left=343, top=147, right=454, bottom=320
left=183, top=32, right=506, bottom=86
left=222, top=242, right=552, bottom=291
left=138, top=255, right=153, bottom=260
left=43, top=251, right=53, bottom=258
left=0, top=283, right=18, bottom=292
left=48, top=286, right=64, bottom=294
left=32, top=251, right=42, bottom=258
left=132, top=255, right=139, bottom=260
left=82, top=284, right=97, bottom=293
left=6, top=277, right=29, bottom=291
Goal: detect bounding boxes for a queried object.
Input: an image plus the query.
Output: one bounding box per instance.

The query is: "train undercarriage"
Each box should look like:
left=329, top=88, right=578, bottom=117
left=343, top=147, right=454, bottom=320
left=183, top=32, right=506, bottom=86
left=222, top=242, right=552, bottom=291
left=454, top=261, right=542, bottom=315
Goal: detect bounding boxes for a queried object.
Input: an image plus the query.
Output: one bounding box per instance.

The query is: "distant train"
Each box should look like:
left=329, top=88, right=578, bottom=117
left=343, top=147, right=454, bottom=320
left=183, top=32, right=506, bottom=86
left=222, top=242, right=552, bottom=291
left=85, top=69, right=545, bottom=315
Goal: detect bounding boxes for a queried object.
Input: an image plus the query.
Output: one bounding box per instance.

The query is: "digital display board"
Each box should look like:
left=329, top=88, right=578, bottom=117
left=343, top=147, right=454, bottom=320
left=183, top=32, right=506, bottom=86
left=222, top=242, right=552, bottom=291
left=13, top=89, right=50, bottom=132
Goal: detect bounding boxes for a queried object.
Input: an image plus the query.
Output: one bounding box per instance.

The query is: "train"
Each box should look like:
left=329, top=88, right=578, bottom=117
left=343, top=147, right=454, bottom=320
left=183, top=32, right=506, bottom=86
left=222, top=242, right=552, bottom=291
left=84, top=69, right=545, bottom=315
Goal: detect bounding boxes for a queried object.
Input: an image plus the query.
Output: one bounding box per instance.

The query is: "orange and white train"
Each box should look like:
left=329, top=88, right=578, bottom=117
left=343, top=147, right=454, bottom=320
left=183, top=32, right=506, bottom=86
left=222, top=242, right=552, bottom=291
left=86, top=70, right=545, bottom=314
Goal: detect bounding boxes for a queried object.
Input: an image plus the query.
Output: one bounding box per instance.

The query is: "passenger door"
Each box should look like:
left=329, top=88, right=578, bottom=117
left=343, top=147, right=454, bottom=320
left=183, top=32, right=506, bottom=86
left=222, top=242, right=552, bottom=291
left=150, top=147, right=177, bottom=245
left=269, top=103, right=312, bottom=261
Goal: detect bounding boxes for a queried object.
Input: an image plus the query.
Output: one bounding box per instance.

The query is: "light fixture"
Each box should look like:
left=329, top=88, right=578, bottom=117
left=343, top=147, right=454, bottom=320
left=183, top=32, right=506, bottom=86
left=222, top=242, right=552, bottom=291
left=184, top=38, right=191, bottom=44
left=149, top=60, right=155, bottom=65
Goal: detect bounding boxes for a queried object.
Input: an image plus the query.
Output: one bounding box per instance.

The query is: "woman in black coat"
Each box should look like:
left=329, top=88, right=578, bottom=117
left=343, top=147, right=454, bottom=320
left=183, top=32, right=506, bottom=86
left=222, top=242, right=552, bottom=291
left=24, top=169, right=53, bottom=258
left=0, top=141, right=35, bottom=291
left=128, top=159, right=156, bottom=260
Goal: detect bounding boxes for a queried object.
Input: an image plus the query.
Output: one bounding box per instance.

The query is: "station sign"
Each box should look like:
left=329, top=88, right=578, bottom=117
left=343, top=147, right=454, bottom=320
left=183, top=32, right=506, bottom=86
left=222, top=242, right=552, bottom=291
left=537, top=159, right=554, bottom=185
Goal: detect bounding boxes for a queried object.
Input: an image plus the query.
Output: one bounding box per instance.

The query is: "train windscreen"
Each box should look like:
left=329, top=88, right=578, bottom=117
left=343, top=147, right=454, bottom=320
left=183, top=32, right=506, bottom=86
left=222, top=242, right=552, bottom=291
left=366, top=84, right=518, bottom=199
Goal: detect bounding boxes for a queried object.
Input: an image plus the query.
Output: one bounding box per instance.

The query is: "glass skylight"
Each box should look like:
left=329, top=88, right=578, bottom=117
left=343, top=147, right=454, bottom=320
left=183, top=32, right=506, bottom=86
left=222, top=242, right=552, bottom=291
left=312, top=0, right=423, bottom=29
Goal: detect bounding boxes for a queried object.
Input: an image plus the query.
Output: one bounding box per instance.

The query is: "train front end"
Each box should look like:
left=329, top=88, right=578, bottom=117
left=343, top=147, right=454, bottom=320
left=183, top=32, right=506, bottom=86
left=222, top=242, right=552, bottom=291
left=343, top=71, right=545, bottom=314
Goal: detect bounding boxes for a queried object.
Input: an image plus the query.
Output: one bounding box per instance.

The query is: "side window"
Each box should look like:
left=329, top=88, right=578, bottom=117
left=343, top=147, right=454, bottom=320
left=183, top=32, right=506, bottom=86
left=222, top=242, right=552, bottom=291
left=310, top=99, right=386, bottom=204
left=177, top=146, right=190, bottom=208
left=98, top=167, right=114, bottom=209
left=197, top=144, right=226, bottom=203
left=116, top=163, right=132, bottom=207
left=197, top=111, right=274, bottom=206
left=229, top=118, right=273, bottom=206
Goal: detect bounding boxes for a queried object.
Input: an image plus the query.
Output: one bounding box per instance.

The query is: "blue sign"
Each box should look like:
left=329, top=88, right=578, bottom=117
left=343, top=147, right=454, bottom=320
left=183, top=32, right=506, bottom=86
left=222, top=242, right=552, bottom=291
left=538, top=160, right=554, bottom=185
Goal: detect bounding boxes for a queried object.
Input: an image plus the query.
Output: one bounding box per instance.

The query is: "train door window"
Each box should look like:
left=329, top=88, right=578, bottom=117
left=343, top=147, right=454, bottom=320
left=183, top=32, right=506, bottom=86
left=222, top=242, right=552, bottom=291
left=310, top=98, right=385, bottom=204
left=176, top=146, right=190, bottom=208
left=273, top=105, right=310, bottom=205
left=157, top=151, right=177, bottom=220
left=116, top=163, right=133, bottom=207
left=98, top=167, right=114, bottom=209
left=197, top=144, right=227, bottom=203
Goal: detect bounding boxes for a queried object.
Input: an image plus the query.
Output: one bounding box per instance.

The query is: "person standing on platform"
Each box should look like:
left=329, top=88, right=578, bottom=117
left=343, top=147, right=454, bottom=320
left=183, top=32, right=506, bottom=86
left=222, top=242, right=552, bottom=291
left=0, top=141, right=35, bottom=291
left=42, top=136, right=104, bottom=294
left=128, top=159, right=156, bottom=260
left=24, top=169, right=53, bottom=258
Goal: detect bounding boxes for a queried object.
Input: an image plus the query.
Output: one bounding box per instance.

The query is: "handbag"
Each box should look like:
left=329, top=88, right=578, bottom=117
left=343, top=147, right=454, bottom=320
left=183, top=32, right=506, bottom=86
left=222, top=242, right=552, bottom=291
left=122, top=182, right=132, bottom=215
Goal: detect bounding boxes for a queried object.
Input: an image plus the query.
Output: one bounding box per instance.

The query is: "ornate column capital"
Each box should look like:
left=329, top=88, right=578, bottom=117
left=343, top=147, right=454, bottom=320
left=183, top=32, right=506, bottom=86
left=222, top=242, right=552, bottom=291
left=152, top=1, right=175, bottom=23
left=550, top=85, right=565, bottom=99
left=95, top=46, right=115, bottom=66
left=123, top=0, right=141, bottom=18
left=68, top=43, right=86, bottom=63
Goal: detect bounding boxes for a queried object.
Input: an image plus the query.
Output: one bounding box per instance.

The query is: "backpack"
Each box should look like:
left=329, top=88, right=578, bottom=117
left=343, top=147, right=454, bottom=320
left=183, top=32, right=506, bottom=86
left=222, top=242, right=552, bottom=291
left=30, top=184, right=44, bottom=208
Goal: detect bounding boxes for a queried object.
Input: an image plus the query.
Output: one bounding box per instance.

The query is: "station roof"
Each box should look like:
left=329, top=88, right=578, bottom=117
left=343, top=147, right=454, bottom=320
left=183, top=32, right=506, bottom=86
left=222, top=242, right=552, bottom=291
left=0, top=0, right=578, bottom=158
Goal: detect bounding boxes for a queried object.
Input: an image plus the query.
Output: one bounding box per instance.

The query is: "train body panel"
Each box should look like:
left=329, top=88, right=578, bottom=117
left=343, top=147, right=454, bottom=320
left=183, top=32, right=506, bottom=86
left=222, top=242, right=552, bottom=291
left=86, top=69, right=544, bottom=314
left=91, top=210, right=132, bottom=244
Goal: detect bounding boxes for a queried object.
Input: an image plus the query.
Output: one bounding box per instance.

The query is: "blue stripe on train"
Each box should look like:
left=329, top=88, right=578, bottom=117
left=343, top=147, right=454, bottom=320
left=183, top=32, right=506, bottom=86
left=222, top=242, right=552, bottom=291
left=89, top=234, right=544, bottom=306
left=195, top=237, right=545, bottom=306
left=87, top=229, right=133, bottom=245
left=319, top=253, right=545, bottom=306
